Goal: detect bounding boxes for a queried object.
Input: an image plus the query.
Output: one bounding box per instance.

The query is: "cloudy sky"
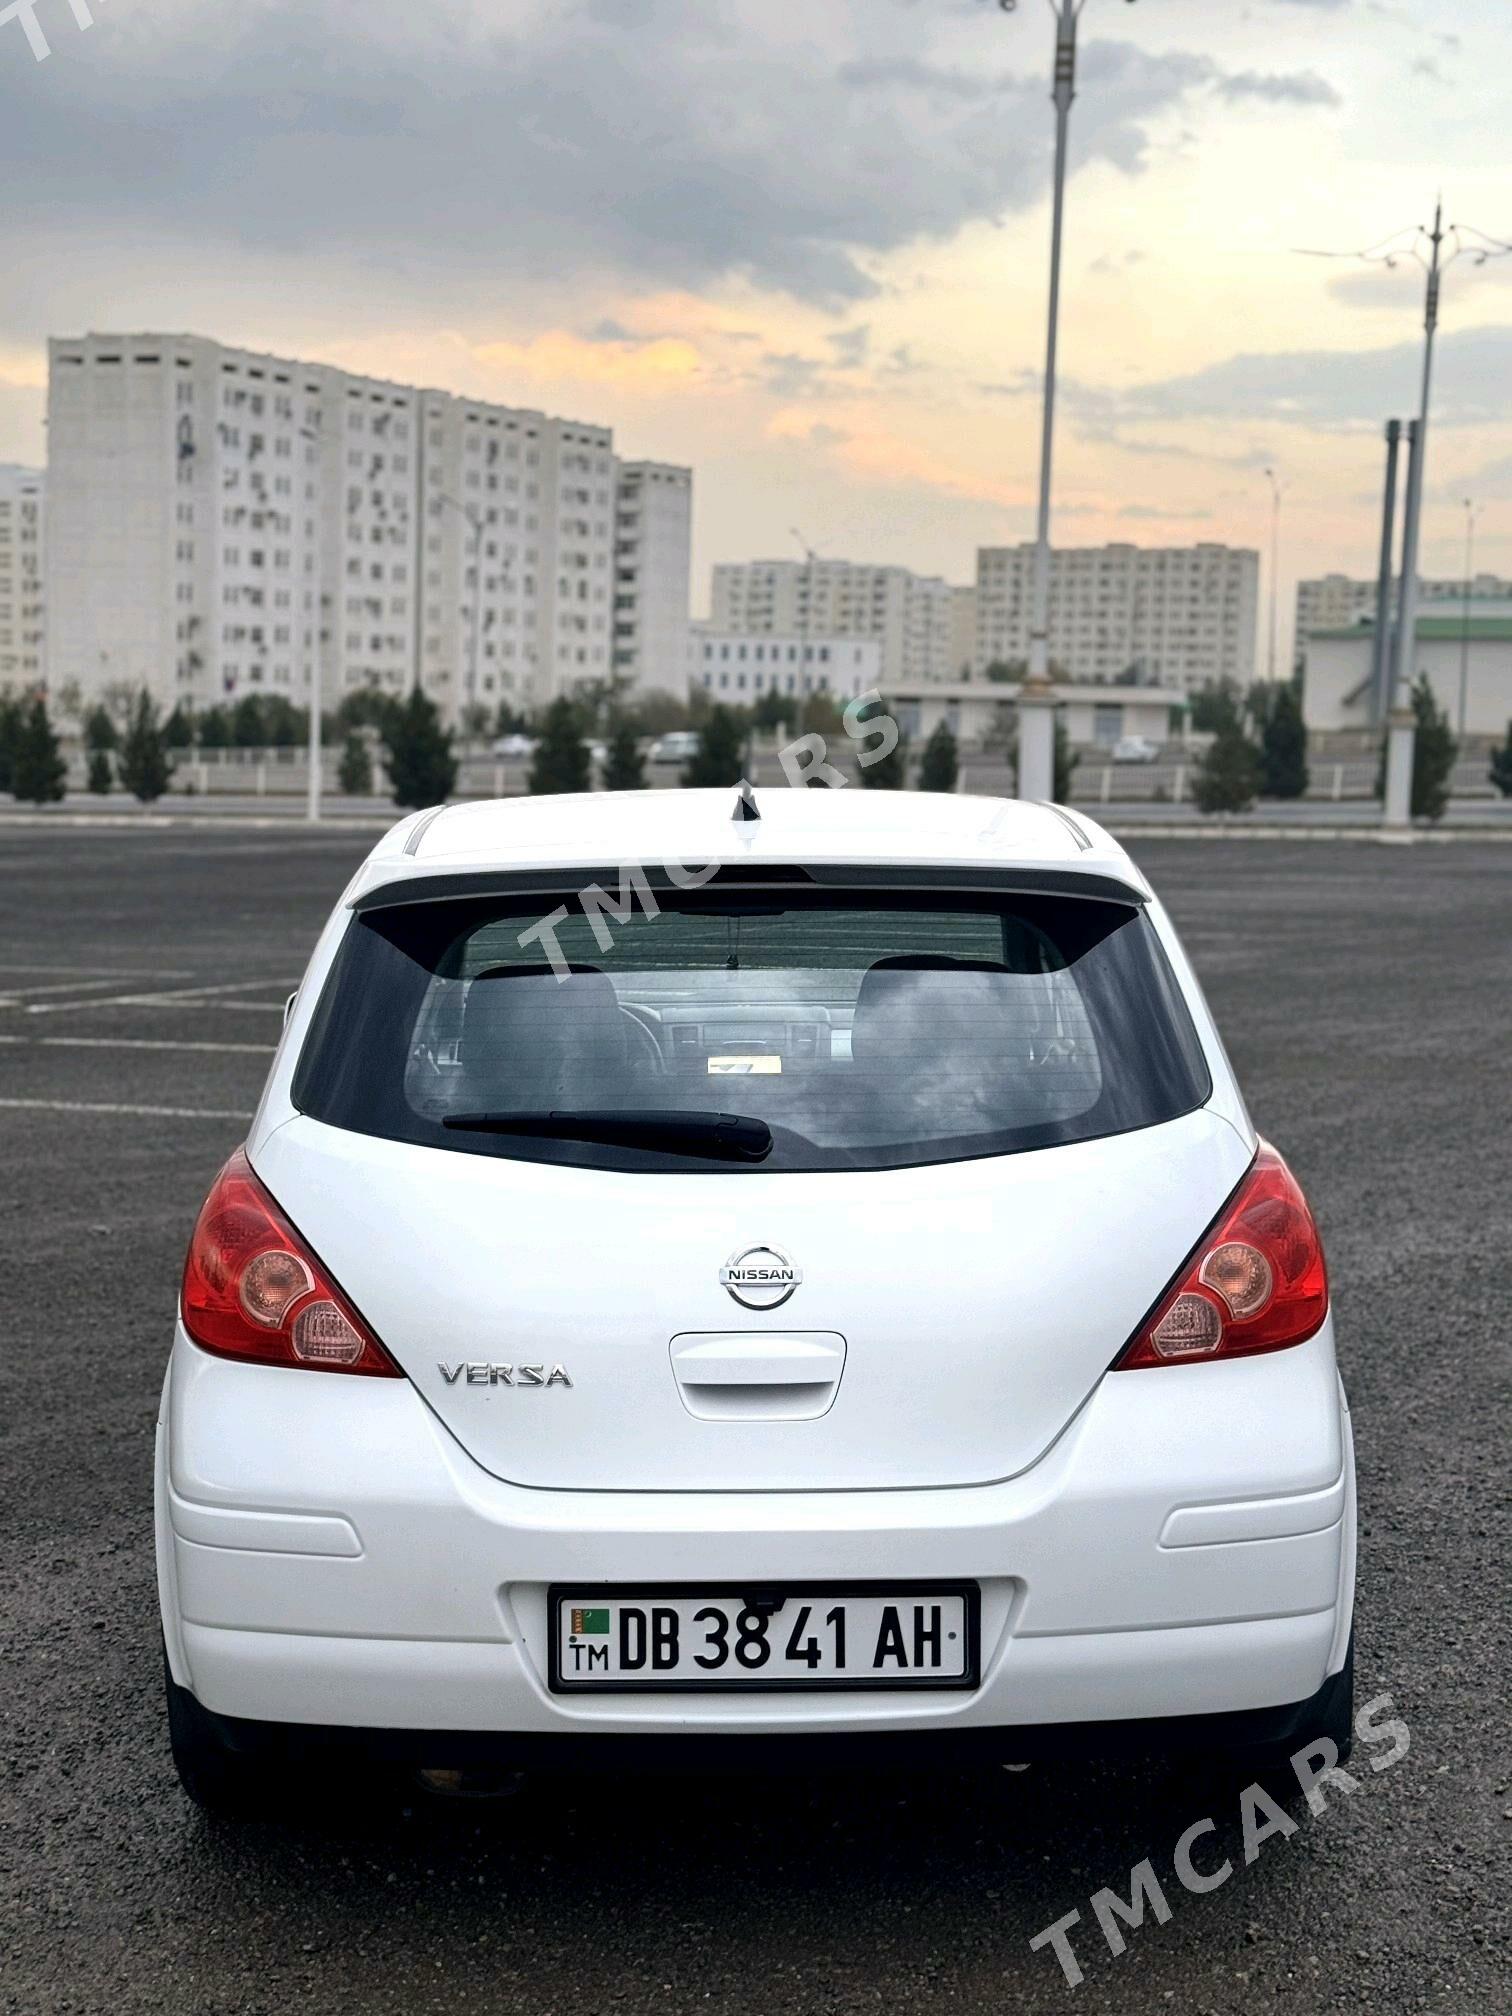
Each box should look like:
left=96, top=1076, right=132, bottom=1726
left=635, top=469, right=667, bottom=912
left=3, top=0, right=1508, bottom=645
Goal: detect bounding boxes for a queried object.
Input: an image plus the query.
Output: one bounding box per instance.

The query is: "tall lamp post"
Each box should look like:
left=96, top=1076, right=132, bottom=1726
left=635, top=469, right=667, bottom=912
left=791, top=525, right=820, bottom=715
left=995, top=0, right=1140, bottom=801
left=1300, top=209, right=1510, bottom=829
left=438, top=492, right=485, bottom=726
left=299, top=423, right=324, bottom=823
left=1263, top=468, right=1287, bottom=683
left=1457, top=497, right=1480, bottom=737
left=1385, top=205, right=1445, bottom=833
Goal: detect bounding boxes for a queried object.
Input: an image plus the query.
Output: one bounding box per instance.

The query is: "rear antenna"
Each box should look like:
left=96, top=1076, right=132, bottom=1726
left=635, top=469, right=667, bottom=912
left=732, top=781, right=761, bottom=823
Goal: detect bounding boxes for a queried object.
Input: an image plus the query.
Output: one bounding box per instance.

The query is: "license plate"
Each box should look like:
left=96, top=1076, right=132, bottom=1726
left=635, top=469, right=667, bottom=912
left=548, top=1583, right=979, bottom=1692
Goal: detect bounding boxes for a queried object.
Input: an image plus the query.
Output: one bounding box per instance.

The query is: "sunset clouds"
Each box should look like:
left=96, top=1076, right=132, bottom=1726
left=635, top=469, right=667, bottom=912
left=2, top=0, right=1507, bottom=622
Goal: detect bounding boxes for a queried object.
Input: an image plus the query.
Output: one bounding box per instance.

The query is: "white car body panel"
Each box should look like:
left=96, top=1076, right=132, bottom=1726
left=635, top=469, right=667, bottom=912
left=158, top=1318, right=1350, bottom=1732
left=251, top=1105, right=1252, bottom=1495
left=157, top=791, right=1353, bottom=1751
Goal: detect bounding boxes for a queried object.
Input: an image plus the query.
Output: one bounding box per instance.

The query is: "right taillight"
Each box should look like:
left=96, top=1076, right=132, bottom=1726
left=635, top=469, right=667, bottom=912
left=1116, top=1143, right=1328, bottom=1370
left=180, top=1148, right=401, bottom=1377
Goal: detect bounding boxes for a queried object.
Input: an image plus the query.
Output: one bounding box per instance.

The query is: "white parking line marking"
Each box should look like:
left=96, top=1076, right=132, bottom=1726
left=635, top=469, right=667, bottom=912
left=0, top=1035, right=275, bottom=1054
left=1, top=977, right=172, bottom=1002
left=0, top=964, right=198, bottom=979
left=24, top=979, right=297, bottom=1017
left=88, top=999, right=288, bottom=1015
left=0, top=1098, right=253, bottom=1121
left=18, top=999, right=291, bottom=1017
left=180, top=999, right=287, bottom=1012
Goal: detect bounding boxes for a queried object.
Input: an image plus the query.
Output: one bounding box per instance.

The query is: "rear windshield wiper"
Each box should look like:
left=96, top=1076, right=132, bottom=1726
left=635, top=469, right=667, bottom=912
left=441, top=1108, right=773, bottom=1164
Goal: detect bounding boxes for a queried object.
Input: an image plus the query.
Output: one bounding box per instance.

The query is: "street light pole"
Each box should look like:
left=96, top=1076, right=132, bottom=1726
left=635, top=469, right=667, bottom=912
left=1382, top=201, right=1446, bottom=830
left=1264, top=468, right=1286, bottom=683
left=1457, top=497, right=1479, bottom=737
left=1300, top=208, right=1509, bottom=830
left=1368, top=421, right=1403, bottom=728
left=998, top=0, right=1136, bottom=801
left=468, top=511, right=483, bottom=717
left=300, top=423, right=324, bottom=823
left=438, top=492, right=485, bottom=729
left=1027, top=0, right=1076, bottom=687
left=791, top=526, right=819, bottom=696
left=305, top=612, right=323, bottom=824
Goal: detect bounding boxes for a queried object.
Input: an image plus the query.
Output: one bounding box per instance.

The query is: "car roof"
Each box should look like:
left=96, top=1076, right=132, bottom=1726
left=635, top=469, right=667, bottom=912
left=347, top=788, right=1150, bottom=903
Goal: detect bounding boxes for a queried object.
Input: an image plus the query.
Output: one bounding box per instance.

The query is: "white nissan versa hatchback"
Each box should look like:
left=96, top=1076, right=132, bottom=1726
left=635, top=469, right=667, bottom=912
left=156, top=788, right=1356, bottom=1813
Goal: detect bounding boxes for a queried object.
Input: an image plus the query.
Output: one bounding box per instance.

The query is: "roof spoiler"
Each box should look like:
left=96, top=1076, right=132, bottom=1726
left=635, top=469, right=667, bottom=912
left=350, top=864, right=1148, bottom=913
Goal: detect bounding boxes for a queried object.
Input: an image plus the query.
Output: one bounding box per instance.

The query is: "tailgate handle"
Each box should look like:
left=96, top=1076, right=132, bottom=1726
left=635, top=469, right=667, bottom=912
left=672, top=1334, right=845, bottom=1386
left=670, top=1333, right=846, bottom=1423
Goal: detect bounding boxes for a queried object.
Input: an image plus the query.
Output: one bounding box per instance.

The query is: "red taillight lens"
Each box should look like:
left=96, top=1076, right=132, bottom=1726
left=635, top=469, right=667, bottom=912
left=1117, top=1144, right=1328, bottom=1370
left=180, top=1149, right=401, bottom=1377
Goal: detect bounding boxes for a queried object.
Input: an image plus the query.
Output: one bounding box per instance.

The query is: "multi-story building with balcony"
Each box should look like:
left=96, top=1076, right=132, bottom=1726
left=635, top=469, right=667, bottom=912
left=612, top=462, right=692, bottom=694
left=709, top=558, right=956, bottom=687
left=0, top=465, right=45, bottom=691
left=974, top=542, right=1260, bottom=692
left=42, top=334, right=677, bottom=722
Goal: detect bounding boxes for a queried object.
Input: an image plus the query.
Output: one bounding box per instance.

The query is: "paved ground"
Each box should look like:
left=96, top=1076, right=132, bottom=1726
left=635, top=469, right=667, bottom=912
left=1, top=827, right=1507, bottom=2015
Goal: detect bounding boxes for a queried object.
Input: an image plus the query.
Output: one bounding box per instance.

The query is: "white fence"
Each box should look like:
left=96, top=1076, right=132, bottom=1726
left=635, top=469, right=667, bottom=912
left=64, top=744, right=1502, bottom=803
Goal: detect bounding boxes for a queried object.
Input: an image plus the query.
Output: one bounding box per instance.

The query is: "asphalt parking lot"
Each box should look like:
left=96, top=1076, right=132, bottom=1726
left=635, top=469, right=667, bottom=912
left=1, top=826, right=1507, bottom=2015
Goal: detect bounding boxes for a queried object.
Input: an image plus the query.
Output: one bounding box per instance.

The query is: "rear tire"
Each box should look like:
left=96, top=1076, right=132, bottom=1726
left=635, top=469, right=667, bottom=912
left=1238, top=1633, right=1355, bottom=1798
left=165, top=1656, right=279, bottom=1817
left=165, top=1655, right=386, bottom=1820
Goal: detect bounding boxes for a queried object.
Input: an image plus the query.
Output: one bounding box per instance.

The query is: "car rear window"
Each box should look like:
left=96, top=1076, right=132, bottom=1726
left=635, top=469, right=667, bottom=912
left=292, top=883, right=1210, bottom=1174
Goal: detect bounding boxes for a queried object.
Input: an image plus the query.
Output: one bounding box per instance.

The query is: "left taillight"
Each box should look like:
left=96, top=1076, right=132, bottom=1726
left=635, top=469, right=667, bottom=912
left=180, top=1148, right=401, bottom=1377
left=1116, top=1143, right=1328, bottom=1370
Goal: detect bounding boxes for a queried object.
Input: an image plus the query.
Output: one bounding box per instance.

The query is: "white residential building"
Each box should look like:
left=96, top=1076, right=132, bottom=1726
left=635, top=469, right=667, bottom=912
left=690, top=626, right=883, bottom=705
left=709, top=559, right=956, bottom=686
left=43, top=333, right=635, bottom=721
left=1303, top=610, right=1512, bottom=735
left=413, top=387, right=618, bottom=713
left=974, top=543, right=1260, bottom=693
left=1296, top=571, right=1512, bottom=644
left=0, top=465, right=45, bottom=691
left=613, top=461, right=692, bottom=693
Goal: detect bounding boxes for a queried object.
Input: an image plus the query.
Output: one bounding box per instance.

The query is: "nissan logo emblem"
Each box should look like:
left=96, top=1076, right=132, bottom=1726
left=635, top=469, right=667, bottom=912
left=719, top=1244, right=802, bottom=1311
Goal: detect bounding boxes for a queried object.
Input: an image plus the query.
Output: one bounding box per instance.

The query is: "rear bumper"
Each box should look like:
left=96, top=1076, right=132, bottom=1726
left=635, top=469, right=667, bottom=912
left=157, top=1318, right=1356, bottom=1745
left=180, top=1657, right=1355, bottom=1773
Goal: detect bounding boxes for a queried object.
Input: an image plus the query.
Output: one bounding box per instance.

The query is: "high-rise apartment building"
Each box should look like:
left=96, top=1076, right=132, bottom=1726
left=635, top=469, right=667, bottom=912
left=612, top=462, right=692, bottom=693
left=43, top=334, right=690, bottom=722
left=409, top=384, right=615, bottom=716
left=0, top=465, right=45, bottom=691
left=974, top=543, right=1260, bottom=692
left=709, top=559, right=956, bottom=686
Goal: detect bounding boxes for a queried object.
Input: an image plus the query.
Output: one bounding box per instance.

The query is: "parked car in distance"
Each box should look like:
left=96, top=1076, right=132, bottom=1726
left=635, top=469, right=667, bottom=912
left=648, top=730, right=702, bottom=764
left=491, top=734, right=537, bottom=759
left=1111, top=735, right=1162, bottom=764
